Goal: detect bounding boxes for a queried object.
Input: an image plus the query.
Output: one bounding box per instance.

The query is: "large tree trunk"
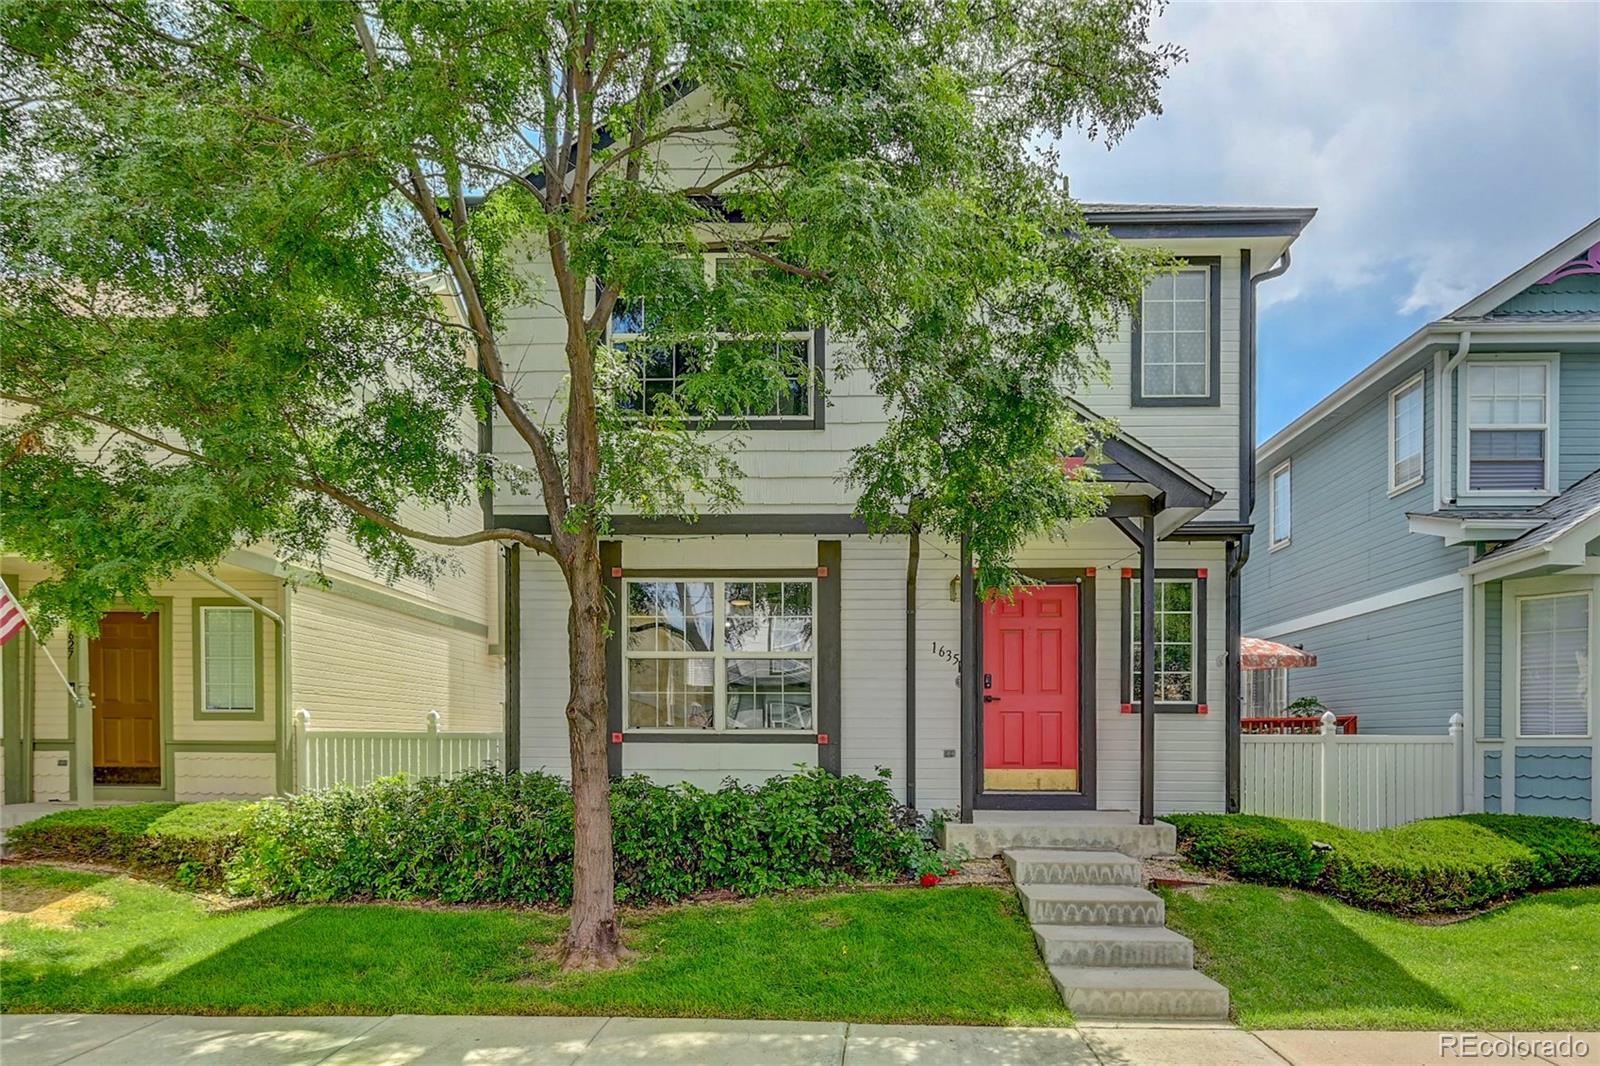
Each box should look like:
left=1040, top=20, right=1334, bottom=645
left=560, top=533, right=623, bottom=967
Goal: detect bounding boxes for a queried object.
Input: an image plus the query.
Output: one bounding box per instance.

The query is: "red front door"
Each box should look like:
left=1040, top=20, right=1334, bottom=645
left=983, top=585, right=1080, bottom=792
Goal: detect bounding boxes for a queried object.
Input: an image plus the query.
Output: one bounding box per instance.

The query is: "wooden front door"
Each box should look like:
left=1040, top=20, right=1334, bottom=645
left=982, top=585, right=1080, bottom=791
left=90, top=611, right=162, bottom=786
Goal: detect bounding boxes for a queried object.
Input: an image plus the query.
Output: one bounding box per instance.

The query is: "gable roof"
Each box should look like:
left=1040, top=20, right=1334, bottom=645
left=1259, top=217, right=1600, bottom=466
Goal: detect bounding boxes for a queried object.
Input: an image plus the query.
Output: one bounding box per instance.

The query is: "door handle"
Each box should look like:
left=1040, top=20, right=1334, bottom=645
left=983, top=695, right=1002, bottom=704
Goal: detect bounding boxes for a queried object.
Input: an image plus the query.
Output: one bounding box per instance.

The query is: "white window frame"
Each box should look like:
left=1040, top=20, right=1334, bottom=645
left=1269, top=460, right=1292, bottom=551
left=199, top=605, right=257, bottom=714
left=1137, top=265, right=1212, bottom=400
left=1504, top=576, right=1593, bottom=742
left=1388, top=371, right=1426, bottom=496
left=622, top=576, right=818, bottom=735
left=608, top=253, right=818, bottom=423
left=1457, top=354, right=1560, bottom=500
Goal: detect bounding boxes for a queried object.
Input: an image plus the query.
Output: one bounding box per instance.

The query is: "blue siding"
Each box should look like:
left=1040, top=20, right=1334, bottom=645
left=1482, top=580, right=1502, bottom=738
left=1491, top=273, right=1600, bottom=317
left=1483, top=751, right=1502, bottom=814
left=1279, top=592, right=1463, bottom=735
left=1244, top=362, right=1469, bottom=631
left=1559, top=352, right=1600, bottom=491
left=1513, top=747, right=1593, bottom=819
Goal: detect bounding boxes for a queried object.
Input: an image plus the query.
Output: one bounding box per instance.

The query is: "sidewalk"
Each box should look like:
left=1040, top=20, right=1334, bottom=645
left=1, top=1014, right=1593, bottom=1066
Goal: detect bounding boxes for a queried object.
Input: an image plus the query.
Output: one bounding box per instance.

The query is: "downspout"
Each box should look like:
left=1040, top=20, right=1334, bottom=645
left=193, top=568, right=293, bottom=794
left=1438, top=330, right=1473, bottom=508
left=1226, top=249, right=1292, bottom=812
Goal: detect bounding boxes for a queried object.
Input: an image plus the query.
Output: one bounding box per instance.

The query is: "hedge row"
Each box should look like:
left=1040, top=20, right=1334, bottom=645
left=223, top=767, right=941, bottom=904
left=5, top=801, right=250, bottom=888
left=1165, top=812, right=1600, bottom=913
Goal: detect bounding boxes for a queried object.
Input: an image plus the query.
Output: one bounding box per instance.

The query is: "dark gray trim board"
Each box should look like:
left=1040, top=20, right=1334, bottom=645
left=1239, top=249, right=1254, bottom=523
left=498, top=499, right=1171, bottom=536
left=1224, top=539, right=1243, bottom=813
left=1131, top=256, right=1223, bottom=409
left=619, top=732, right=819, bottom=745
left=816, top=541, right=843, bottom=775
left=958, top=537, right=977, bottom=821
left=1119, top=568, right=1210, bottom=716
left=601, top=541, right=623, bottom=779
left=970, top=568, right=1098, bottom=812
left=504, top=543, right=522, bottom=775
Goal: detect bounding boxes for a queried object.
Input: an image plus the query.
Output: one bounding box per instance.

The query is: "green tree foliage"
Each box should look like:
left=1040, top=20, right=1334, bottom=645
left=0, top=0, right=1178, bottom=963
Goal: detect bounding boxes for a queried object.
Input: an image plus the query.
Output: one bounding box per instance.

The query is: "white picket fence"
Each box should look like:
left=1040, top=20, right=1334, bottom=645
left=1241, top=711, right=1465, bottom=829
left=293, top=709, right=503, bottom=792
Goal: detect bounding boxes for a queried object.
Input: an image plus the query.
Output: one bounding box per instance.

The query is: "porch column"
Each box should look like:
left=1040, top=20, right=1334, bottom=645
left=1139, top=515, right=1156, bottom=825
left=71, top=628, right=93, bottom=804
left=958, top=535, right=976, bottom=823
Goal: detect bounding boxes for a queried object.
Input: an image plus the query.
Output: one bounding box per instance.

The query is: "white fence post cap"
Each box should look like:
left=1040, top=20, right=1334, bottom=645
left=1448, top=712, right=1464, bottom=735
left=1319, top=710, right=1338, bottom=733
left=426, top=709, right=442, bottom=729
left=294, top=708, right=311, bottom=725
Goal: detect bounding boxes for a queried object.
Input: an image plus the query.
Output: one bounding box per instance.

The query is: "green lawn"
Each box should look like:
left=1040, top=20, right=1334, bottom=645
left=0, top=864, right=1069, bottom=1025
left=1164, top=883, right=1600, bottom=1031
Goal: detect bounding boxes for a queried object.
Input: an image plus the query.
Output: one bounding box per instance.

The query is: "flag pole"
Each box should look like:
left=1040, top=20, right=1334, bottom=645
left=0, top=575, right=85, bottom=707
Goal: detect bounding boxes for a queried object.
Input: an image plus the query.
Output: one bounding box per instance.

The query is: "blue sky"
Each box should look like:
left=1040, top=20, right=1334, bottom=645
left=1054, top=1, right=1600, bottom=440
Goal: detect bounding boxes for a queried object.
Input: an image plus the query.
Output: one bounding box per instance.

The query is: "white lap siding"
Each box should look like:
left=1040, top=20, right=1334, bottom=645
left=515, top=527, right=1229, bottom=814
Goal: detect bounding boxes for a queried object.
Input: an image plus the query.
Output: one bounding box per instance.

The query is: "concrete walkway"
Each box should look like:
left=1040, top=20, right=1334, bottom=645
left=2, top=1015, right=1595, bottom=1066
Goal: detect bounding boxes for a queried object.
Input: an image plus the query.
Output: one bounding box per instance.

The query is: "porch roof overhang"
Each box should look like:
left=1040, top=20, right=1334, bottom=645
left=1406, top=510, right=1545, bottom=547
left=1460, top=470, right=1600, bottom=584
left=1080, top=410, right=1225, bottom=538
left=1241, top=636, right=1317, bottom=670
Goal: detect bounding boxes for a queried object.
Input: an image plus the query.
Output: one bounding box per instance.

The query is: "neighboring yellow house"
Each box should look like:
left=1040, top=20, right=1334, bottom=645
left=1, top=283, right=506, bottom=806
left=1, top=536, right=504, bottom=806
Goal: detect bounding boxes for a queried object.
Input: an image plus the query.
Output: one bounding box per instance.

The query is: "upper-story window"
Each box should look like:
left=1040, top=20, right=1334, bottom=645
left=1389, top=372, right=1425, bottom=494
left=1465, top=362, right=1551, bottom=493
left=610, top=255, right=822, bottom=426
left=1133, top=259, right=1220, bottom=407
left=1269, top=461, right=1291, bottom=550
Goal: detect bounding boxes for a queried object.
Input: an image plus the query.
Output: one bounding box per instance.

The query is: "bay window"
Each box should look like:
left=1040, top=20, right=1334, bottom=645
left=625, top=578, right=816, bottom=732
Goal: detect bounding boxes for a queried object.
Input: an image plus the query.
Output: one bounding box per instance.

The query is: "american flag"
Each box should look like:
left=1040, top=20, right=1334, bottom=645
left=0, top=580, right=26, bottom=647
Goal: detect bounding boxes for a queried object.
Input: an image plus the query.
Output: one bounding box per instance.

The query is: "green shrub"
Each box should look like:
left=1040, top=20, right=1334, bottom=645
left=226, top=766, right=940, bottom=905
left=7, top=801, right=249, bottom=887
left=1165, top=814, right=1325, bottom=886
left=1164, top=813, right=1600, bottom=914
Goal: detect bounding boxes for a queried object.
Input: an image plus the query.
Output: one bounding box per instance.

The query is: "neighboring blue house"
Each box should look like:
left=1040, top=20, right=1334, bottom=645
left=1244, top=220, right=1600, bottom=822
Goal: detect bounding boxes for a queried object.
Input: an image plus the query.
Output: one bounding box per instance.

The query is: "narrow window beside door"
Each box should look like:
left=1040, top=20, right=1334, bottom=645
left=200, top=606, right=256, bottom=713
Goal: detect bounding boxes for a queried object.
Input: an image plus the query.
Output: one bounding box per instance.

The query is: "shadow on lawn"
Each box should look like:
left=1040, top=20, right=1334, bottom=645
left=1172, top=887, right=1460, bottom=1019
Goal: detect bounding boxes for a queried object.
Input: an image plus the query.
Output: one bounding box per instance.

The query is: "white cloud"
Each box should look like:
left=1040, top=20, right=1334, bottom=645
left=1057, top=1, right=1600, bottom=318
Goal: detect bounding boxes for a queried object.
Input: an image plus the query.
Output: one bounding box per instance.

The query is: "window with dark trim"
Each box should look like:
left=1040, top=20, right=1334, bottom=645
left=623, top=577, right=817, bottom=732
left=1120, top=569, right=1208, bottom=713
left=1132, top=258, right=1222, bottom=407
left=608, top=254, right=826, bottom=429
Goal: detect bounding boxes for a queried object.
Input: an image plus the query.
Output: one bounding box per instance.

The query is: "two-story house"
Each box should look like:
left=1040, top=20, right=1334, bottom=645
left=491, top=85, right=1314, bottom=826
left=1244, top=220, right=1600, bottom=822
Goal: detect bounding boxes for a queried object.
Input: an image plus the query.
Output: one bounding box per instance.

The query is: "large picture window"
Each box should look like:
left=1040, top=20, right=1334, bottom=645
left=1518, top=592, right=1590, bottom=738
left=609, top=255, right=819, bottom=423
left=1466, top=362, right=1550, bottom=493
left=1121, top=571, right=1207, bottom=713
left=1133, top=259, right=1220, bottom=407
left=624, top=578, right=816, bottom=732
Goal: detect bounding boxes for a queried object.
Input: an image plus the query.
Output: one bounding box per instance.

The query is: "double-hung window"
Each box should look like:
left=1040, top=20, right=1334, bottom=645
left=1123, top=574, right=1206, bottom=712
left=1518, top=592, right=1591, bottom=738
left=610, top=255, right=818, bottom=422
left=1466, top=363, right=1551, bottom=493
left=1134, top=262, right=1218, bottom=405
left=1269, top=461, right=1291, bottom=549
left=1389, top=373, right=1425, bottom=493
left=200, top=606, right=256, bottom=713
left=625, top=578, right=816, bottom=732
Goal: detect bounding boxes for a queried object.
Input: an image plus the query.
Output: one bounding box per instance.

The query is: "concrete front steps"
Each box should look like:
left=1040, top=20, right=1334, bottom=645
left=939, top=810, right=1176, bottom=859
left=951, top=820, right=1226, bottom=1022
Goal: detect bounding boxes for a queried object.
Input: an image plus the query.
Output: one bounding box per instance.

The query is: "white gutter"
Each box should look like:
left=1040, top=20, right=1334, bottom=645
left=192, top=567, right=294, bottom=793
left=1437, top=330, right=1472, bottom=509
